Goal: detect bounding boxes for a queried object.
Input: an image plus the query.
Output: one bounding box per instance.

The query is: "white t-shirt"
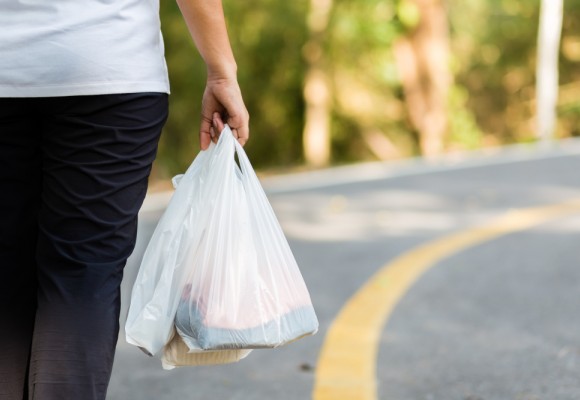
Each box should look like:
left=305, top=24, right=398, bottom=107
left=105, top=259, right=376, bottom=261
left=0, top=0, right=170, bottom=97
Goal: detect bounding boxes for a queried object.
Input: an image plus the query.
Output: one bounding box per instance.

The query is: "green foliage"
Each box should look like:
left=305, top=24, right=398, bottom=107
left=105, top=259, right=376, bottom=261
left=560, top=0, right=580, bottom=137
left=225, top=0, right=309, bottom=166
left=155, top=0, right=206, bottom=179
left=450, top=0, right=580, bottom=144
left=447, top=85, right=483, bottom=150
left=155, top=0, right=308, bottom=178
left=396, top=0, right=421, bottom=30
left=448, top=0, right=540, bottom=143
left=327, top=0, right=408, bottom=160
left=154, top=0, right=580, bottom=178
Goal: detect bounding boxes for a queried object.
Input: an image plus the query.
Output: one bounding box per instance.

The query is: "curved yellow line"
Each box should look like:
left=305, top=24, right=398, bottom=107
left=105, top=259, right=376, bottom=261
left=313, top=198, right=580, bottom=400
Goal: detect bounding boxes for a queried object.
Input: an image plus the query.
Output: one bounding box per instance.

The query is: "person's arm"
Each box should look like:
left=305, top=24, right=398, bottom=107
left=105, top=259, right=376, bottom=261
left=176, top=0, right=249, bottom=149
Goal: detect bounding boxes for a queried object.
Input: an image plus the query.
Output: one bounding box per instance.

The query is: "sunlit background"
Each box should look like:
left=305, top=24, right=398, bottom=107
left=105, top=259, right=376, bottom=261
left=152, top=0, right=580, bottom=180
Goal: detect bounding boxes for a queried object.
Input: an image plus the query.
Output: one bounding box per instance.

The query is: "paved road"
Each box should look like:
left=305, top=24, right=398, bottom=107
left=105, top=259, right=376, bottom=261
left=107, top=141, right=580, bottom=400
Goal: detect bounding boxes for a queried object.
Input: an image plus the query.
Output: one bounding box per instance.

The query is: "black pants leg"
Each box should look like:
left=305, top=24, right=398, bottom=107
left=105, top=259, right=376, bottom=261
left=0, top=93, right=168, bottom=400
left=0, top=99, right=43, bottom=400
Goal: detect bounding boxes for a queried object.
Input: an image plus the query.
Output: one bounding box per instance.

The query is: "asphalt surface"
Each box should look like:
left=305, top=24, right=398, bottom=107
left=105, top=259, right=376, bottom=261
left=107, top=141, right=580, bottom=400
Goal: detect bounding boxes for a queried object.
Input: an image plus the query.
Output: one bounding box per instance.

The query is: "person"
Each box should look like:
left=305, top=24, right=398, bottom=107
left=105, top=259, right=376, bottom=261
left=0, top=0, right=249, bottom=399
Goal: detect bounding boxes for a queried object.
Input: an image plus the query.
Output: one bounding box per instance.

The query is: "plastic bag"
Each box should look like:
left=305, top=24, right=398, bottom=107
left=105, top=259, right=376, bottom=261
left=125, top=125, right=318, bottom=366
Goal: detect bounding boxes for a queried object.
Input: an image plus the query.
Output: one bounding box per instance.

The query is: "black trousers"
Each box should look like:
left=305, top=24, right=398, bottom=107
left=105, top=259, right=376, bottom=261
left=0, top=93, right=168, bottom=400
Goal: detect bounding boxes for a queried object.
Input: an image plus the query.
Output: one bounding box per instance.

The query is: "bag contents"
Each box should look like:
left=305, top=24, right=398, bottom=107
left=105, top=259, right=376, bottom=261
left=161, top=329, right=251, bottom=370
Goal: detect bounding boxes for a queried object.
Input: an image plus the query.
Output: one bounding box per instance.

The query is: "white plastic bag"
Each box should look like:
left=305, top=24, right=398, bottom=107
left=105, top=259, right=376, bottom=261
left=125, top=125, right=318, bottom=366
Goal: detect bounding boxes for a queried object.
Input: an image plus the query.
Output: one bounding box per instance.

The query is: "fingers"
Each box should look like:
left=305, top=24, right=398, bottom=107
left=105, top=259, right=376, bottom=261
left=208, top=107, right=249, bottom=146
left=228, top=110, right=249, bottom=147
left=199, top=115, right=212, bottom=150
left=221, top=88, right=249, bottom=146
left=212, top=112, right=225, bottom=134
left=208, top=113, right=232, bottom=144
left=200, top=85, right=222, bottom=150
left=204, top=114, right=248, bottom=147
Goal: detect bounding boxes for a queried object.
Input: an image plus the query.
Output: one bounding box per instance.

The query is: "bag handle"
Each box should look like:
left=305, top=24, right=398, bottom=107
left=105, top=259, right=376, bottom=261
left=231, top=130, right=257, bottom=181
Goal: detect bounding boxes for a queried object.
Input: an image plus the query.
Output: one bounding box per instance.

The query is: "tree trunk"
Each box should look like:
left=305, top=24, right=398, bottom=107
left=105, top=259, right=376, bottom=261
left=394, top=0, right=451, bottom=157
left=536, top=0, right=563, bottom=143
left=303, top=0, right=333, bottom=167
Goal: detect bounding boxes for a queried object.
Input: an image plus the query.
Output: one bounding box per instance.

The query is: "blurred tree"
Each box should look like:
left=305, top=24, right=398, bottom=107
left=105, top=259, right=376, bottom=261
left=559, top=0, right=580, bottom=137
left=224, top=0, right=309, bottom=168
left=536, top=0, right=563, bottom=142
left=448, top=0, right=537, bottom=143
left=303, top=0, right=334, bottom=167
left=324, top=0, right=409, bottom=162
left=394, top=0, right=451, bottom=156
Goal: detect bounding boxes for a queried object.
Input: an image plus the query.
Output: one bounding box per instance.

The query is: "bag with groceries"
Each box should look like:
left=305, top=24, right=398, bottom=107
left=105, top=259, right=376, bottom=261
left=125, top=125, right=318, bottom=369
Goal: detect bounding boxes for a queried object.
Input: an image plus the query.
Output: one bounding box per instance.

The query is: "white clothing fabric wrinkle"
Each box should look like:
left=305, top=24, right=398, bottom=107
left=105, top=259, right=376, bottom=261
left=0, top=0, right=170, bottom=97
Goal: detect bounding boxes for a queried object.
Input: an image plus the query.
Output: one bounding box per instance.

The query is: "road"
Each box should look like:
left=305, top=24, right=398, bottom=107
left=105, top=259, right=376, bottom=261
left=107, top=141, right=580, bottom=400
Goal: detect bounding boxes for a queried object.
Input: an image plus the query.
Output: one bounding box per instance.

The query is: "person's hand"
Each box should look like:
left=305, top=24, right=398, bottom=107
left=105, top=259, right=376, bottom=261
left=200, top=76, right=249, bottom=150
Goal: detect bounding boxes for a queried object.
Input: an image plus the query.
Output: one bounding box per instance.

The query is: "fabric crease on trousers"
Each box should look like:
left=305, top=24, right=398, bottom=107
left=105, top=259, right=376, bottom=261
left=0, top=93, right=168, bottom=400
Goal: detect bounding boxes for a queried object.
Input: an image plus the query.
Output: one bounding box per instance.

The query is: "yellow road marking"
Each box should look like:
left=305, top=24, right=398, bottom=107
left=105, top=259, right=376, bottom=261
left=312, top=198, right=580, bottom=400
